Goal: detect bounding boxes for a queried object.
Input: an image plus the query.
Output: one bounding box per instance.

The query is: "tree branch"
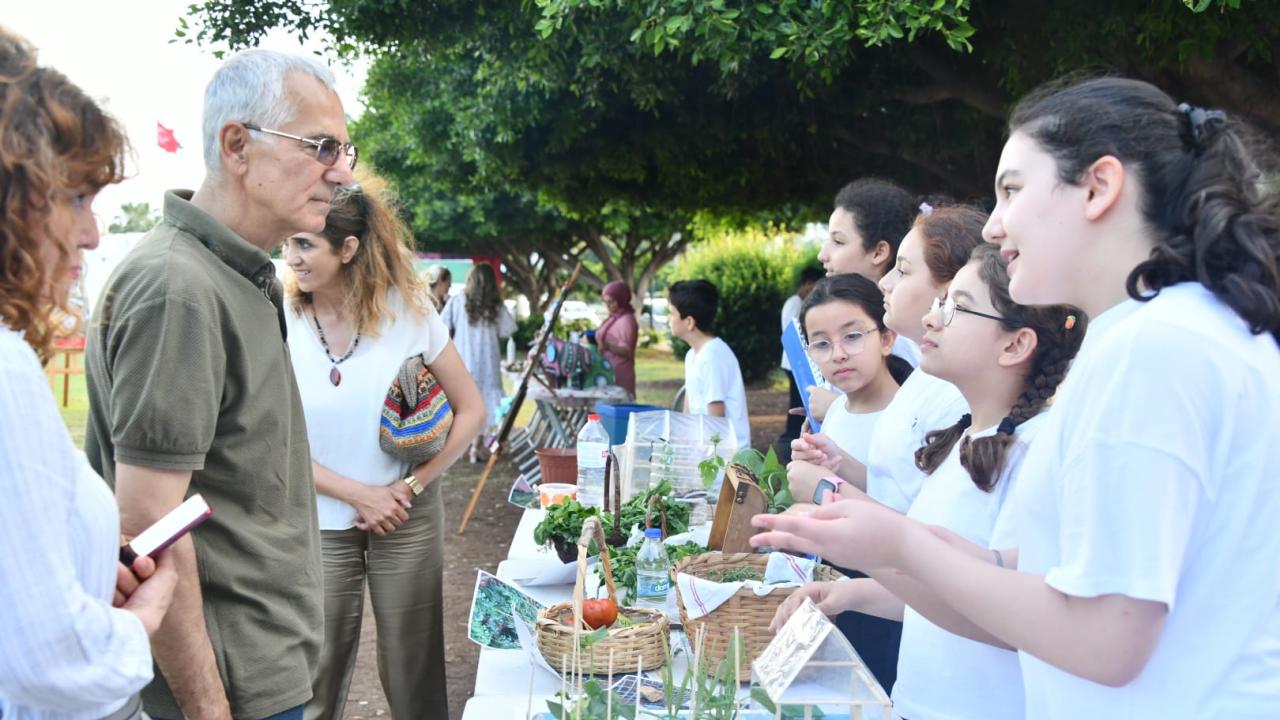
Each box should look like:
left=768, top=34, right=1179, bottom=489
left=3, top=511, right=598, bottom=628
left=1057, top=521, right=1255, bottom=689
left=904, top=45, right=1008, bottom=118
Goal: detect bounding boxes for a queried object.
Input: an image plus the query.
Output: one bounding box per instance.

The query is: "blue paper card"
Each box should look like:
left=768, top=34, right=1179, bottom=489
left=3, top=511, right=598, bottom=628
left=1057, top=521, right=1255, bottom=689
left=782, top=319, right=821, bottom=433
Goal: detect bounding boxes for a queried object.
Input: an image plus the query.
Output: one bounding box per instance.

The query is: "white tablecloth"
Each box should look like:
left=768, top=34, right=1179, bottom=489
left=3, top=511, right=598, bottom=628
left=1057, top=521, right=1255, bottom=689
left=469, top=508, right=700, bottom=712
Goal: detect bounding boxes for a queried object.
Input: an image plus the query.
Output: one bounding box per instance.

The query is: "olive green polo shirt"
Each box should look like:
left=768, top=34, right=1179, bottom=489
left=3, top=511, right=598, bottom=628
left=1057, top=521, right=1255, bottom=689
left=85, top=190, right=322, bottom=720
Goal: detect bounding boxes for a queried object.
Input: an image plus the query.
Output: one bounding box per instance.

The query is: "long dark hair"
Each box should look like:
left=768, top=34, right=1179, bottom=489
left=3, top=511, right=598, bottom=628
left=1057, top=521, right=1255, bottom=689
left=800, top=273, right=913, bottom=386
left=464, top=262, right=502, bottom=324
left=1009, top=76, right=1280, bottom=345
left=914, top=244, right=1086, bottom=491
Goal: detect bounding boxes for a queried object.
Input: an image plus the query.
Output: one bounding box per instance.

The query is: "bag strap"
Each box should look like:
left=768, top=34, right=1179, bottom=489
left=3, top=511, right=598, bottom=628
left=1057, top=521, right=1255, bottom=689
left=398, top=354, right=427, bottom=408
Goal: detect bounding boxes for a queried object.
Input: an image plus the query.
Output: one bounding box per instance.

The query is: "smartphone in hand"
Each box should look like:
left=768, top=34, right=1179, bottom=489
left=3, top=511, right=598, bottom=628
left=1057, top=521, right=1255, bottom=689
left=119, top=494, right=212, bottom=566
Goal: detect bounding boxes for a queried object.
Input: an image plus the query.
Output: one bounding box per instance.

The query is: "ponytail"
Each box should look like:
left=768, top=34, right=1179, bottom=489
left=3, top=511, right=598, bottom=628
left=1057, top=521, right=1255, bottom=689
left=914, top=244, right=1087, bottom=491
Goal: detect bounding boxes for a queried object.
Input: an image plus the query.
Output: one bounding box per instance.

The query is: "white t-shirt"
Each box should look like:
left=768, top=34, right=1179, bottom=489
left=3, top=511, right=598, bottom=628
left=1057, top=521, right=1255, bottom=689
left=287, top=290, right=450, bottom=530
left=865, top=370, right=968, bottom=512
left=892, top=416, right=1043, bottom=720
left=683, top=337, right=750, bottom=448
left=1008, top=283, right=1280, bottom=719
left=893, top=335, right=922, bottom=368
left=820, top=395, right=883, bottom=466
left=780, top=294, right=803, bottom=372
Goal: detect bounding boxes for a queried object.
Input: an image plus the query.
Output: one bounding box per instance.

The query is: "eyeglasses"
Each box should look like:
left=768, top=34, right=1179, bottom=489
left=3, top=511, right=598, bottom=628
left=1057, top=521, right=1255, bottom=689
left=930, top=295, right=1006, bottom=327
left=241, top=122, right=358, bottom=170
left=805, top=328, right=879, bottom=362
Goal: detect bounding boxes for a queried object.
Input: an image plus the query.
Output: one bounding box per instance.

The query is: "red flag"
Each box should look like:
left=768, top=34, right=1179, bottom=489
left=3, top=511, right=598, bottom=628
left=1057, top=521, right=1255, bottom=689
left=157, top=122, right=181, bottom=153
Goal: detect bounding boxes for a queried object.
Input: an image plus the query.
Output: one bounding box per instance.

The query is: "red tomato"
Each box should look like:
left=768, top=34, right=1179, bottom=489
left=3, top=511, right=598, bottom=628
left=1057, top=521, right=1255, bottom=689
left=581, top=598, right=619, bottom=629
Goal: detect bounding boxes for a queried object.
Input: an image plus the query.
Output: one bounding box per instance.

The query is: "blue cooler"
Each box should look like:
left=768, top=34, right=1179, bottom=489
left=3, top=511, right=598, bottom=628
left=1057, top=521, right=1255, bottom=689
left=593, top=402, right=662, bottom=446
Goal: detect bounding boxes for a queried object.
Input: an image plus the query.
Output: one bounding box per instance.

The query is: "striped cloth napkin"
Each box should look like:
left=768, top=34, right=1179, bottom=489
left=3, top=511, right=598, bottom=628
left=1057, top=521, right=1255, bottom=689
left=676, top=553, right=817, bottom=620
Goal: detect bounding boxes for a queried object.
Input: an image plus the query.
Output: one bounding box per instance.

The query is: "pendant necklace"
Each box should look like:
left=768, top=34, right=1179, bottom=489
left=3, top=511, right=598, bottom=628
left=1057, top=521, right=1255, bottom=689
left=312, top=309, right=360, bottom=386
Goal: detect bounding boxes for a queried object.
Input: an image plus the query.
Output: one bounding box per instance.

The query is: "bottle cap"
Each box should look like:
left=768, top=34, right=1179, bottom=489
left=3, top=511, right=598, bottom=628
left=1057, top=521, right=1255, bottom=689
left=644, top=527, right=662, bottom=539
left=588, top=413, right=601, bottom=421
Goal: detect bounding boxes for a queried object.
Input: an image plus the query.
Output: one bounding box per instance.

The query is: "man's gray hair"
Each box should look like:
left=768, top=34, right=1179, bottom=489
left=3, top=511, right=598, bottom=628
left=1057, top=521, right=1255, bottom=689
left=202, top=48, right=338, bottom=172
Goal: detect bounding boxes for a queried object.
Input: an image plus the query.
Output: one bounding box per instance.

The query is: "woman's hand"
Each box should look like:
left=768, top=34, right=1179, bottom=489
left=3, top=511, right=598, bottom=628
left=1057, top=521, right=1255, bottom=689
left=115, top=551, right=178, bottom=637
left=352, top=482, right=413, bottom=536
left=786, top=460, right=830, bottom=503
left=770, top=581, right=861, bottom=632
left=750, top=497, right=911, bottom=571
left=790, top=431, right=842, bottom=470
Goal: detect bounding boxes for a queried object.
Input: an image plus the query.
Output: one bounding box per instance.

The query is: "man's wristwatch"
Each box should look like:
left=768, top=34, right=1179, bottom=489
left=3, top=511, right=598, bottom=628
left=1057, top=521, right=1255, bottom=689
left=403, top=473, right=425, bottom=496
left=813, top=476, right=846, bottom=504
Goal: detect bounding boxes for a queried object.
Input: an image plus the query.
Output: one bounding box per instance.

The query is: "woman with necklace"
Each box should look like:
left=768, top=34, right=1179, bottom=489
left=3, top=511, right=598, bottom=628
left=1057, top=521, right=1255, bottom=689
left=283, top=177, right=484, bottom=720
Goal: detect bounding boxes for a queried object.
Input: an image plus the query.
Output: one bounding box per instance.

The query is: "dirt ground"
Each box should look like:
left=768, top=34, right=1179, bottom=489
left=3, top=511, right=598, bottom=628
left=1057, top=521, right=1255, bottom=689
left=338, top=378, right=789, bottom=720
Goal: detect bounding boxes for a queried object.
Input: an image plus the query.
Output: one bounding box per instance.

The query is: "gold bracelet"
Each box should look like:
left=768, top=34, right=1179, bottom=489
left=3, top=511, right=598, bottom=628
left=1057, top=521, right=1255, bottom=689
left=403, top=473, right=424, bottom=496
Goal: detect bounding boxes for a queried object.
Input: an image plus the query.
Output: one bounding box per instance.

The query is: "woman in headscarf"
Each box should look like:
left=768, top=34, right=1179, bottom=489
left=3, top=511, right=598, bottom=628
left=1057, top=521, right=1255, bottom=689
left=595, top=281, right=639, bottom=397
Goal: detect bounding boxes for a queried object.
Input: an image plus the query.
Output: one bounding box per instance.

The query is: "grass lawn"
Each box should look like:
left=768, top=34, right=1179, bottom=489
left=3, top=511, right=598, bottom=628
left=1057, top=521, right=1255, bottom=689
left=53, top=370, right=90, bottom=449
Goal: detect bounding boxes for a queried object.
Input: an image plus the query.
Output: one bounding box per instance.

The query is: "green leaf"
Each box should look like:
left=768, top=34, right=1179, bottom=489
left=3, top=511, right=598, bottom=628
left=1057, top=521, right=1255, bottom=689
left=769, top=45, right=789, bottom=59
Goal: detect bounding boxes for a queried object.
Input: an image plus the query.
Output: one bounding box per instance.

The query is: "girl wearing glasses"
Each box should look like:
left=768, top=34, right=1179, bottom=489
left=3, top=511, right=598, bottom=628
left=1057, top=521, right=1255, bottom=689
left=755, top=77, right=1280, bottom=718
left=786, top=272, right=906, bottom=687
left=793, top=205, right=986, bottom=513
left=773, top=243, right=1083, bottom=720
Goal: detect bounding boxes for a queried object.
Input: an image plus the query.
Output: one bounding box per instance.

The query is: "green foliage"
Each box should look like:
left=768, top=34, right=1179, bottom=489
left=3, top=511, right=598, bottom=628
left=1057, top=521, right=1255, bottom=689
left=514, top=313, right=546, bottom=351
left=666, top=228, right=807, bottom=384
left=594, top=540, right=706, bottom=596
left=107, top=202, right=160, bottom=234
left=532, top=480, right=692, bottom=550
left=184, top=1, right=1280, bottom=222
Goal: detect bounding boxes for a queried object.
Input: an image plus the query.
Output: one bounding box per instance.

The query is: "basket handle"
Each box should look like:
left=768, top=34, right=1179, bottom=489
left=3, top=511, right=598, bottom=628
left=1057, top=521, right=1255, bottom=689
left=603, top=451, right=625, bottom=546
left=572, top=516, right=618, bottom=632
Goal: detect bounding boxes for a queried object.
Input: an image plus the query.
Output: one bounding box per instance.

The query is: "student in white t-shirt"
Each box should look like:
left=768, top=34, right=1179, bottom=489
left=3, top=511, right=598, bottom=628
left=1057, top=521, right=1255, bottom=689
left=774, top=243, right=1085, bottom=720
left=753, top=77, right=1280, bottom=719
left=792, top=205, right=983, bottom=512
left=786, top=273, right=904, bottom=504
left=668, top=279, right=751, bottom=448
left=807, top=179, right=921, bottom=420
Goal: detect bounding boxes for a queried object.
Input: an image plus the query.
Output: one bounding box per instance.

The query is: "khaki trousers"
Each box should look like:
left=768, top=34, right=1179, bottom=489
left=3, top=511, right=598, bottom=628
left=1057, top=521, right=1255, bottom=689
left=306, top=481, right=448, bottom=720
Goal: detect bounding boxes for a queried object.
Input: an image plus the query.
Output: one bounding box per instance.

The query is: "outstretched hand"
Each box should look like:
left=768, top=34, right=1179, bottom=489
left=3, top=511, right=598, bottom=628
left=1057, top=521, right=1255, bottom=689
left=750, top=497, right=910, bottom=571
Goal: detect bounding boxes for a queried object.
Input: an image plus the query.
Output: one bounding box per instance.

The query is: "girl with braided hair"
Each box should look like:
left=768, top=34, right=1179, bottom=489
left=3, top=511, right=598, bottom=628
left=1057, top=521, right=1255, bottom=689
left=753, top=76, right=1280, bottom=718
left=773, top=243, right=1084, bottom=720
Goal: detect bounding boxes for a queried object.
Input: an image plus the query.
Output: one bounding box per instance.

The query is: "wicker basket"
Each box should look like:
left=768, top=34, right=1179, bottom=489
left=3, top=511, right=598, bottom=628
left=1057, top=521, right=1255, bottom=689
left=536, top=516, right=669, bottom=674
left=674, top=551, right=842, bottom=680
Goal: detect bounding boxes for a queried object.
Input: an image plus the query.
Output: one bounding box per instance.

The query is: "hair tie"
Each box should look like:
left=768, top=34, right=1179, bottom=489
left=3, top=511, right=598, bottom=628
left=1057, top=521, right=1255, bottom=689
left=918, top=202, right=933, bottom=217
left=1178, top=102, right=1226, bottom=151
left=957, top=413, right=972, bottom=429
left=997, top=415, right=1017, bottom=435
left=1064, top=314, right=1077, bottom=331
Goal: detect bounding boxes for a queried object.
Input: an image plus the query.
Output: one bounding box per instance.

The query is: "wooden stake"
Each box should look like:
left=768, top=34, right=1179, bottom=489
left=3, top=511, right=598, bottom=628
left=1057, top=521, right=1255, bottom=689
left=458, top=262, right=583, bottom=534
left=607, top=650, right=614, bottom=719
left=635, top=655, right=643, bottom=718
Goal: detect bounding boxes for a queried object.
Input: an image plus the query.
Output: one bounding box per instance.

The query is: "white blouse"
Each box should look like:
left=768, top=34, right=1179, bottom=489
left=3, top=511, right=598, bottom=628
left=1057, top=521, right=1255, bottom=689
left=0, top=327, right=152, bottom=719
left=287, top=290, right=450, bottom=530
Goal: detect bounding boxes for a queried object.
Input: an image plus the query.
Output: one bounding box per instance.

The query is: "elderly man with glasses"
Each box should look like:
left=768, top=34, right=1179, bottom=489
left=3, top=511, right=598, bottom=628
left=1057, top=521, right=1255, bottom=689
left=85, top=49, right=356, bottom=720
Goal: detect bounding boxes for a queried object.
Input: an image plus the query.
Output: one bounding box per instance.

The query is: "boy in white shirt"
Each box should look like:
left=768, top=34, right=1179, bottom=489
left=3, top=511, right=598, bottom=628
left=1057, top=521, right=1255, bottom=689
left=668, top=280, right=751, bottom=448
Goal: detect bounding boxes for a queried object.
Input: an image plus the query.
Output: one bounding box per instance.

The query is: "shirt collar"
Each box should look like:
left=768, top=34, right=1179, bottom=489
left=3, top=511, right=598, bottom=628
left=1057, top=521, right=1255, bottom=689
left=163, top=189, right=287, bottom=339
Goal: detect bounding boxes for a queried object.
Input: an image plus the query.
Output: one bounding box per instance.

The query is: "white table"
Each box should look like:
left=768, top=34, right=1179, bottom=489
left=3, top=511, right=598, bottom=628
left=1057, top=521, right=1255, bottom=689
left=469, top=508, right=704, bottom=715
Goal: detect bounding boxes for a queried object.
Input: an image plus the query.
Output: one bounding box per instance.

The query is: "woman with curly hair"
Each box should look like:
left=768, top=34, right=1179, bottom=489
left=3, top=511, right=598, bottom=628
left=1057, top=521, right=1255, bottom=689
left=754, top=77, right=1280, bottom=718
left=0, top=26, right=176, bottom=720
left=441, top=262, right=516, bottom=462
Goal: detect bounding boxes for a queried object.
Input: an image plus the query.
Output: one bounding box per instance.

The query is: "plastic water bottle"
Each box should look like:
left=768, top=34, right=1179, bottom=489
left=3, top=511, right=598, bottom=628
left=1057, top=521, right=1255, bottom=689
left=575, top=413, right=610, bottom=508
left=635, top=528, right=671, bottom=608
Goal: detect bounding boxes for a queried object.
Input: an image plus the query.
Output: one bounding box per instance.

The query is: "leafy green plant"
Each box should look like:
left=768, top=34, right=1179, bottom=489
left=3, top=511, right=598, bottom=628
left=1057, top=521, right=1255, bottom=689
left=732, top=446, right=795, bottom=513
left=698, top=434, right=727, bottom=490
left=595, top=541, right=707, bottom=595
left=533, top=500, right=604, bottom=549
